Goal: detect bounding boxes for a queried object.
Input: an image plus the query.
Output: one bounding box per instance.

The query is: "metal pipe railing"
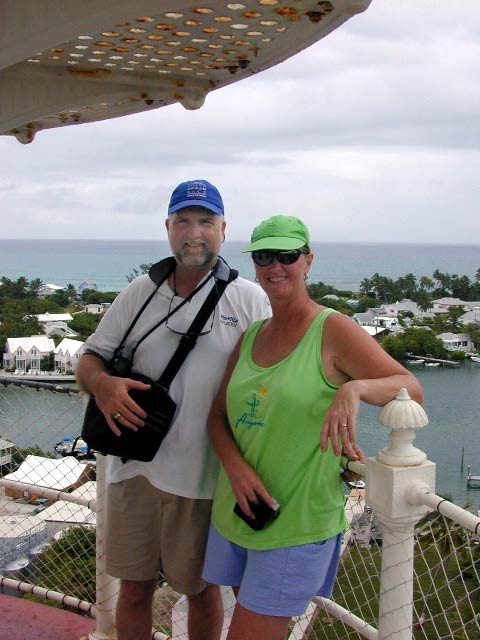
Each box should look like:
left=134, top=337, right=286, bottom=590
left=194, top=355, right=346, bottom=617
left=314, top=596, right=379, bottom=640
left=0, top=575, right=95, bottom=615
left=0, top=479, right=96, bottom=511
left=408, top=483, right=480, bottom=536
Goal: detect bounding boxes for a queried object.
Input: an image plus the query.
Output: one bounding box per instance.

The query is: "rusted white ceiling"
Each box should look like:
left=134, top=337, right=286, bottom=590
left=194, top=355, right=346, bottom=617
left=0, top=0, right=372, bottom=143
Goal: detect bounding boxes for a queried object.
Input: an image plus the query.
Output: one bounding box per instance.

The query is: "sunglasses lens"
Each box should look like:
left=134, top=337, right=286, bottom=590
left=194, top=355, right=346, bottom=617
left=252, top=250, right=303, bottom=266
left=252, top=251, right=274, bottom=266
left=276, top=250, right=301, bottom=265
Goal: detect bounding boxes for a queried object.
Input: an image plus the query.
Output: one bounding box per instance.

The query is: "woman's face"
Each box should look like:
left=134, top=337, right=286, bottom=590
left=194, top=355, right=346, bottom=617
left=253, top=249, right=313, bottom=300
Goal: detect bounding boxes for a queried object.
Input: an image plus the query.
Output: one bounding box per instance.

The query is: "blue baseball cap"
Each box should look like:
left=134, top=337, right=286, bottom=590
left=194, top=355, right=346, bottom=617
left=168, top=179, right=224, bottom=216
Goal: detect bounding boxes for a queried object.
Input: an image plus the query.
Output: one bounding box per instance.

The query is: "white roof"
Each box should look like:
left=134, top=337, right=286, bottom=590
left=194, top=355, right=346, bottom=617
left=361, top=326, right=389, bottom=337
left=3, top=455, right=87, bottom=491
left=54, top=338, right=84, bottom=355
left=0, top=437, right=15, bottom=450
left=433, top=297, right=466, bottom=306
left=36, top=500, right=96, bottom=525
left=437, top=332, right=471, bottom=341
left=71, top=481, right=96, bottom=501
left=37, top=313, right=73, bottom=323
left=40, top=283, right=64, bottom=291
left=0, top=514, right=44, bottom=538
left=5, top=335, right=55, bottom=353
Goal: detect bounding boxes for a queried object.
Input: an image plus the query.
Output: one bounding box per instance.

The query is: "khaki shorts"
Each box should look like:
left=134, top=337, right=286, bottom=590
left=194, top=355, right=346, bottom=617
left=105, top=475, right=213, bottom=595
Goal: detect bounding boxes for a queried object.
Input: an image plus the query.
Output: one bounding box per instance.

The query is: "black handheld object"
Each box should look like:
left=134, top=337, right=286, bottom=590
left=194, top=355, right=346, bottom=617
left=234, top=496, right=280, bottom=531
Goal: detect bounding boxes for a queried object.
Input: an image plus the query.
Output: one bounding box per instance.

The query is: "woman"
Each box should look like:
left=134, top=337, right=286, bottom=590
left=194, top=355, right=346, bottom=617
left=202, top=215, right=423, bottom=640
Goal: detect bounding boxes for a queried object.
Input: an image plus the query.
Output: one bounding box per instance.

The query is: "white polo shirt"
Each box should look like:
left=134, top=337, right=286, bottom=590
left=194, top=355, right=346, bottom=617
left=84, top=269, right=270, bottom=499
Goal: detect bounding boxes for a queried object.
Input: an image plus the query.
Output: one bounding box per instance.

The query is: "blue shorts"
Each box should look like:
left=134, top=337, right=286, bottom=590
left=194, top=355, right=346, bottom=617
left=202, top=525, right=342, bottom=617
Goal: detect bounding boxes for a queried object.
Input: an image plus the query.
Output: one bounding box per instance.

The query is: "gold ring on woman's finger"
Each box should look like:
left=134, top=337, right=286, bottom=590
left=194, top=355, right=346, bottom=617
left=112, top=412, right=121, bottom=421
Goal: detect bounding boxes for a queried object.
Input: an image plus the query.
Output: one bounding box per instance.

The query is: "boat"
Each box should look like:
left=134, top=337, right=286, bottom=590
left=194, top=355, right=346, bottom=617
left=425, top=362, right=440, bottom=367
left=471, top=356, right=480, bottom=363
left=348, top=479, right=366, bottom=489
left=54, top=436, right=92, bottom=460
left=406, top=359, right=424, bottom=365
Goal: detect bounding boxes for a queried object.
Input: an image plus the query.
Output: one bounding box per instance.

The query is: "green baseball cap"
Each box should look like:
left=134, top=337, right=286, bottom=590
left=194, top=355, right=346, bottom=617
left=243, top=215, right=310, bottom=252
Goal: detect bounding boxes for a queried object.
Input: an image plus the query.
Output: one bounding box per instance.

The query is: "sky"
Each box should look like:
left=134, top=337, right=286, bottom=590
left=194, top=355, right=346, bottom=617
left=2, top=0, right=480, bottom=244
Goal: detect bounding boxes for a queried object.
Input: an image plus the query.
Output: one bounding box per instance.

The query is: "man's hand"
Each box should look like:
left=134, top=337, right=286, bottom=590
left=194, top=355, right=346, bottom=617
left=93, top=372, right=150, bottom=436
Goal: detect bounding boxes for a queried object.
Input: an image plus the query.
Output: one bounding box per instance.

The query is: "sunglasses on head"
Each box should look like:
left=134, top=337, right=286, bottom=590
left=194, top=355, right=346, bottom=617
left=251, top=248, right=309, bottom=267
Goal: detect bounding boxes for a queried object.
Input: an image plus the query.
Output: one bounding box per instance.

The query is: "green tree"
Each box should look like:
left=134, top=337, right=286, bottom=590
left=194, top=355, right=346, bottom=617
left=432, top=270, right=452, bottom=296
left=382, top=328, right=446, bottom=360
left=126, top=263, right=153, bottom=283
left=33, top=527, right=96, bottom=604
left=419, top=276, right=435, bottom=291
left=450, top=274, right=472, bottom=300
left=463, top=323, right=480, bottom=350
left=26, top=278, right=43, bottom=297
left=396, top=273, right=417, bottom=300
left=69, top=312, right=101, bottom=341
left=381, top=334, right=407, bottom=360
left=416, top=290, right=433, bottom=313
left=81, top=289, right=117, bottom=304
left=356, top=295, right=378, bottom=313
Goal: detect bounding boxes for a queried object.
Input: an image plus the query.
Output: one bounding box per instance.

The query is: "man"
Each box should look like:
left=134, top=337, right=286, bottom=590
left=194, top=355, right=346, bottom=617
left=76, top=179, right=269, bottom=640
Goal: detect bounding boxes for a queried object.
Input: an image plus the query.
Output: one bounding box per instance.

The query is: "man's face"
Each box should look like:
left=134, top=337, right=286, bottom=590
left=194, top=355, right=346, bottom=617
left=166, top=208, right=226, bottom=270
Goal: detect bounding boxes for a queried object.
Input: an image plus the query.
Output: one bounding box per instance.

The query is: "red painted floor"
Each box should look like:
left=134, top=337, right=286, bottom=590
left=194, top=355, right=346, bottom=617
left=0, top=594, right=96, bottom=640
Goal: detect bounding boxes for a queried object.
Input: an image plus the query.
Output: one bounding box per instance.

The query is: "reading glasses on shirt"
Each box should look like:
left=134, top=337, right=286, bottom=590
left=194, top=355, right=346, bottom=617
left=252, top=249, right=309, bottom=267
left=166, top=293, right=216, bottom=337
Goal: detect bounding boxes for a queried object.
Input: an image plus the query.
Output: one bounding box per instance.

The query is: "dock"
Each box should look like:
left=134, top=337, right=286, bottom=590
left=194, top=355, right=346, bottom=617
left=467, top=466, right=480, bottom=487
left=406, top=355, right=459, bottom=366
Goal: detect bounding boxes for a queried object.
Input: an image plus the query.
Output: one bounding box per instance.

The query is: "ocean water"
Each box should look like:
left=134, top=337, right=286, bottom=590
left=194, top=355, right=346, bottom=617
left=0, top=238, right=479, bottom=511
left=0, top=239, right=478, bottom=292
left=0, top=363, right=479, bottom=509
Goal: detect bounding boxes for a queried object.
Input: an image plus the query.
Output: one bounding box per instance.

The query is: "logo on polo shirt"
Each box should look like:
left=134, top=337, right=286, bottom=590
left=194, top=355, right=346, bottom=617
left=220, top=314, right=238, bottom=328
left=187, top=181, right=207, bottom=200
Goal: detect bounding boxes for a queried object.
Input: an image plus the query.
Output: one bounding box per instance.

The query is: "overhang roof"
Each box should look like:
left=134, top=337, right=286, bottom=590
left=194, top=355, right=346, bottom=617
left=0, top=0, right=371, bottom=143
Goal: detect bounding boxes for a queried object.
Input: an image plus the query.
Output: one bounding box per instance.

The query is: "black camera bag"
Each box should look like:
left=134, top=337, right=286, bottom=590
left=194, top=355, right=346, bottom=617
left=81, top=257, right=237, bottom=462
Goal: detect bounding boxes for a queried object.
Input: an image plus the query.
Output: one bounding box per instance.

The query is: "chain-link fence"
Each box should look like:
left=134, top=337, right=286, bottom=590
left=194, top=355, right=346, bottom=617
left=1, top=379, right=479, bottom=639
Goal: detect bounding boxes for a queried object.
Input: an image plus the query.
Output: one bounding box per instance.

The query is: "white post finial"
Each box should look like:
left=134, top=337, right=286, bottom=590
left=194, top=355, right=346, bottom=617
left=376, top=387, right=429, bottom=467
left=367, top=388, right=435, bottom=639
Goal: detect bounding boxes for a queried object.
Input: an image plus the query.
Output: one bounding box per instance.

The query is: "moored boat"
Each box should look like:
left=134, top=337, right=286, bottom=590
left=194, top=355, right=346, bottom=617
left=54, top=436, right=92, bottom=460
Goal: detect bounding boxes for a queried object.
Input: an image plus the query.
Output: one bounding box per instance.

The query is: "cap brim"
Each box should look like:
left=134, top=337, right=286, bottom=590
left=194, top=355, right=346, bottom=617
left=243, top=237, right=305, bottom=252
left=168, top=200, right=223, bottom=215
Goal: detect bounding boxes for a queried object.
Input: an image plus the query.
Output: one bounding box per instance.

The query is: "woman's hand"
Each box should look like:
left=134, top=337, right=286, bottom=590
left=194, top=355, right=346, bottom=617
left=320, top=380, right=362, bottom=458
left=225, top=458, right=276, bottom=519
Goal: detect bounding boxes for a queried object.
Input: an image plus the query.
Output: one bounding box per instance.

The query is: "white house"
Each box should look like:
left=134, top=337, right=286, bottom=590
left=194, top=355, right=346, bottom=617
left=432, top=297, right=467, bottom=314
left=2, top=336, right=55, bottom=373
left=0, top=437, right=15, bottom=472
left=36, top=312, right=73, bottom=327
left=459, top=309, right=480, bottom=327
left=377, top=299, right=421, bottom=318
left=84, top=302, right=110, bottom=314
left=54, top=338, right=85, bottom=373
left=3, top=455, right=92, bottom=501
left=36, top=482, right=96, bottom=539
left=35, top=312, right=75, bottom=338
left=37, top=283, right=64, bottom=298
left=436, top=332, right=475, bottom=353
left=78, top=280, right=98, bottom=292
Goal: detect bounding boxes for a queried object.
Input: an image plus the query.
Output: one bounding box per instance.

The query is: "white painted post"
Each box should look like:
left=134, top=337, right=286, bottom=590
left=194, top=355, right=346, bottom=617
left=366, top=388, right=435, bottom=640
left=88, top=453, right=119, bottom=640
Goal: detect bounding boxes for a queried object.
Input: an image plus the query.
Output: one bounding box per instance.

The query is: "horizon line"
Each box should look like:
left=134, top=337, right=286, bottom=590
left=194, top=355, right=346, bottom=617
left=1, top=238, right=479, bottom=248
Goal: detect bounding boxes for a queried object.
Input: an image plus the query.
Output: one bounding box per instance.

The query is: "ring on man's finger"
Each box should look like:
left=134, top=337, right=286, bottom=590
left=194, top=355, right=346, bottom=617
left=112, top=412, right=122, bottom=421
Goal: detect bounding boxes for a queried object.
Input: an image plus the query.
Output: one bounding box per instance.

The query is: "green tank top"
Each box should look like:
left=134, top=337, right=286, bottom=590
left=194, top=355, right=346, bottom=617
left=211, top=308, right=348, bottom=550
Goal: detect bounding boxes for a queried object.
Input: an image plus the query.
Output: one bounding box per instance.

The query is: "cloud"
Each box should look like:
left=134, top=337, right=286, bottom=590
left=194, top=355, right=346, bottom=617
left=1, top=0, right=479, bottom=242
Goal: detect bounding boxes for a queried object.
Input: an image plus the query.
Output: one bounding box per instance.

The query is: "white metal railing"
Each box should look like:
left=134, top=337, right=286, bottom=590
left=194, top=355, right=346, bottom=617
left=1, top=379, right=480, bottom=639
